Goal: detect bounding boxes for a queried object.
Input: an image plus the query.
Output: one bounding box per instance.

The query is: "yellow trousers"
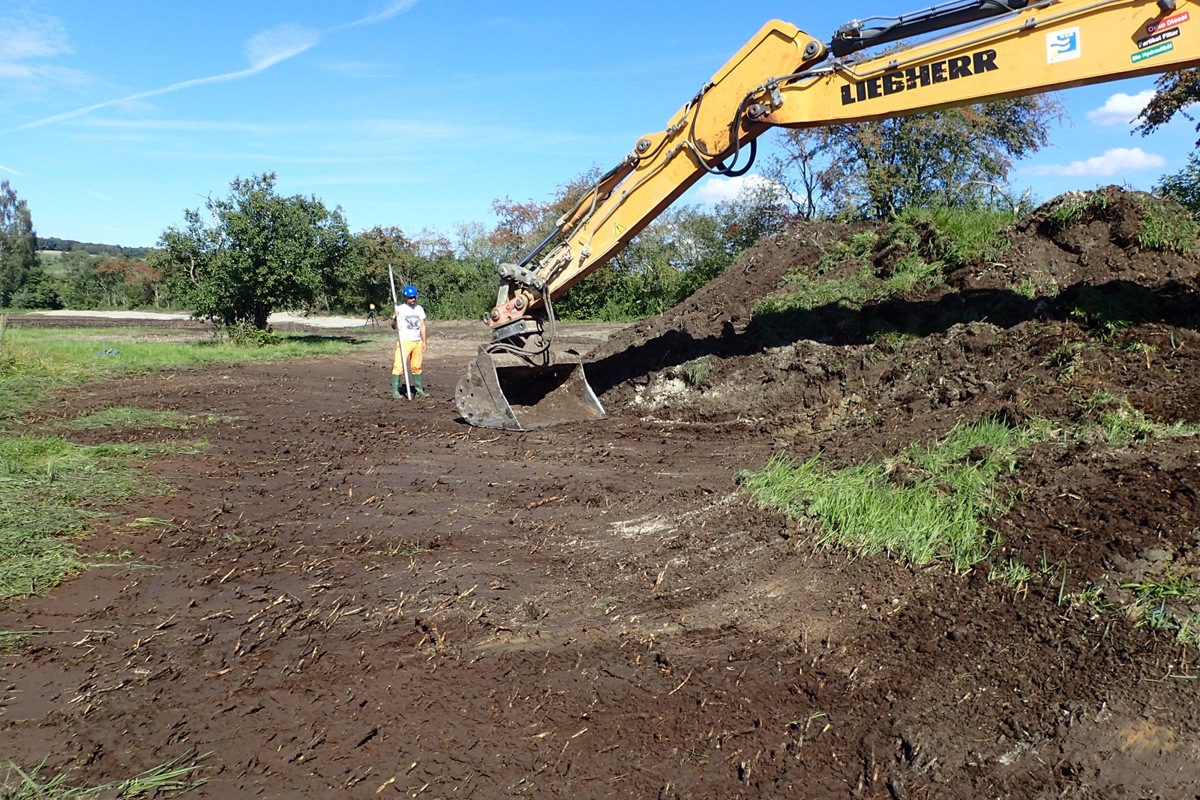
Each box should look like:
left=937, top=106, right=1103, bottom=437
left=392, top=340, right=423, bottom=376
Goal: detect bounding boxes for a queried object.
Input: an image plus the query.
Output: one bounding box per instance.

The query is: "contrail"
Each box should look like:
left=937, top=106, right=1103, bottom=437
left=7, top=1, right=420, bottom=133
left=334, top=0, right=420, bottom=31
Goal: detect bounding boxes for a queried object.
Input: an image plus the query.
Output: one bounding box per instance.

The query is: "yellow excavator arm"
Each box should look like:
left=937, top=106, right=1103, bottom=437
left=456, top=0, right=1200, bottom=430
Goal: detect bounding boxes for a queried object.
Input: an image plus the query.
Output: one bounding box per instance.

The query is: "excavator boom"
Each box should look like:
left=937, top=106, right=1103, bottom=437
left=456, top=0, right=1200, bottom=430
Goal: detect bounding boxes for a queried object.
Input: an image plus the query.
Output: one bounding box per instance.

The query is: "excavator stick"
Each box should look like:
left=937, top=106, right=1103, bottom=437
left=455, top=352, right=606, bottom=431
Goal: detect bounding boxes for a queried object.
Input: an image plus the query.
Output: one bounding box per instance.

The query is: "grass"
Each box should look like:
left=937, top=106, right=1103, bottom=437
left=1137, top=196, right=1198, bottom=253
left=1059, top=573, right=1200, bottom=649
left=677, top=356, right=714, bottom=389
left=752, top=206, right=1014, bottom=343
left=2, top=752, right=208, bottom=799
left=0, top=325, right=356, bottom=600
left=1074, top=391, right=1200, bottom=445
left=0, top=629, right=33, bottom=651
left=988, top=556, right=1035, bottom=590
left=895, top=206, right=1014, bottom=270
left=737, top=417, right=1049, bottom=570
left=0, top=435, right=171, bottom=600
left=1042, top=189, right=1197, bottom=252
left=1122, top=574, right=1200, bottom=638
left=0, top=327, right=359, bottom=426
left=1122, top=573, right=1200, bottom=603
left=1042, top=191, right=1105, bottom=231
left=64, top=407, right=232, bottom=431
left=737, top=394, right=1195, bottom=578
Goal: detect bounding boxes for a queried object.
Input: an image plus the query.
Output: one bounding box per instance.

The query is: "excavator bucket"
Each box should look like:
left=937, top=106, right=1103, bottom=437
left=455, top=352, right=606, bottom=431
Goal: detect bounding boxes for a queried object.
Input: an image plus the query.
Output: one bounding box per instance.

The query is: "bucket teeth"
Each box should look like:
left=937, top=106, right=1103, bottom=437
left=455, top=353, right=605, bottom=431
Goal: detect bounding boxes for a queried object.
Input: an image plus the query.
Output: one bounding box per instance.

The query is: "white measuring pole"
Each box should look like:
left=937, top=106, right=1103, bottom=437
left=388, top=264, right=413, bottom=400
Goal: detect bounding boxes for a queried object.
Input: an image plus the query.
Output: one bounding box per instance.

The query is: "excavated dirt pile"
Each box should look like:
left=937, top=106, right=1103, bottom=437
left=3, top=186, right=1200, bottom=799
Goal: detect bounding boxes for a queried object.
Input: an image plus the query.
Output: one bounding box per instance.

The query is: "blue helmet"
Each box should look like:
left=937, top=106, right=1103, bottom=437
left=402, top=284, right=418, bottom=299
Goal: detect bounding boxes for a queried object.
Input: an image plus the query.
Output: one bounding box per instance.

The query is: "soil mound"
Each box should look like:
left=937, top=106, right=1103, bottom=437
left=589, top=186, right=1200, bottom=432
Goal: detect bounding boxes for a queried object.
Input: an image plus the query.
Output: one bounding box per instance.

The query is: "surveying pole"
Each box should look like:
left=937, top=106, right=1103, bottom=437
left=387, top=264, right=413, bottom=400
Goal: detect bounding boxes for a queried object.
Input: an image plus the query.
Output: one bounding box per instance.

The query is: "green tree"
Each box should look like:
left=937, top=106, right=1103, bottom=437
left=1155, top=152, right=1200, bottom=218
left=0, top=181, right=39, bottom=307
left=159, top=173, right=353, bottom=330
left=56, top=251, right=105, bottom=308
left=9, top=262, right=61, bottom=309
left=764, top=130, right=835, bottom=220
left=712, top=179, right=795, bottom=255
left=772, top=96, right=1062, bottom=219
left=355, top=225, right=414, bottom=310
left=1135, top=68, right=1200, bottom=145
left=1136, top=69, right=1200, bottom=217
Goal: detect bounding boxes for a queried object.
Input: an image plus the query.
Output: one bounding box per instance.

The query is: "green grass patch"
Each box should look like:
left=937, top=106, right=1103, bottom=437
left=0, top=435, right=168, bottom=600
left=1074, top=391, right=1200, bottom=445
left=0, top=324, right=339, bottom=600
left=2, top=751, right=208, bottom=799
left=0, top=629, right=33, bottom=652
left=676, top=356, right=715, bottom=389
left=1137, top=196, right=1198, bottom=253
left=1062, top=574, right=1200, bottom=648
left=812, top=229, right=878, bottom=275
left=894, top=206, right=1014, bottom=270
left=740, top=406, right=1197, bottom=576
left=988, top=556, right=1035, bottom=590
left=1121, top=574, right=1200, bottom=639
left=63, top=407, right=231, bottom=432
left=753, top=207, right=1013, bottom=344
left=759, top=258, right=944, bottom=319
left=1122, top=572, right=1200, bottom=604
left=0, top=327, right=359, bottom=427
left=1042, top=190, right=1196, bottom=252
left=1042, top=191, right=1106, bottom=231
left=738, top=418, right=1048, bottom=570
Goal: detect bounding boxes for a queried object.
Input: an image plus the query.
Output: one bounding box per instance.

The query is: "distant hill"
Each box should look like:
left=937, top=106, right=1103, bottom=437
left=39, top=237, right=151, bottom=259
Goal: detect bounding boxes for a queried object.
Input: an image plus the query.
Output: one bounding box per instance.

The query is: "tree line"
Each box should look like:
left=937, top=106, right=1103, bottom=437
left=0, top=172, right=793, bottom=331
left=3, top=70, right=1199, bottom=333
left=38, top=238, right=151, bottom=258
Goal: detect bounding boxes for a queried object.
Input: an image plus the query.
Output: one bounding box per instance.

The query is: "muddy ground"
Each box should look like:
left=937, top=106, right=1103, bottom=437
left=3, top=186, right=1200, bottom=798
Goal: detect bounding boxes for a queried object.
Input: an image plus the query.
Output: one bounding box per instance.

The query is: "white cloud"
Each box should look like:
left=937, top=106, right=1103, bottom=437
left=0, top=163, right=21, bottom=176
left=0, top=14, right=67, bottom=61
left=694, top=174, right=785, bottom=204
left=0, top=12, right=88, bottom=87
left=1086, top=90, right=1156, bottom=126
left=1025, top=147, right=1167, bottom=177
left=245, top=24, right=320, bottom=71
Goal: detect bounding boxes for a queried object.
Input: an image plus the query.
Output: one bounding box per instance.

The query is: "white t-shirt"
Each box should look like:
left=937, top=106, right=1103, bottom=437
left=396, top=302, right=426, bottom=342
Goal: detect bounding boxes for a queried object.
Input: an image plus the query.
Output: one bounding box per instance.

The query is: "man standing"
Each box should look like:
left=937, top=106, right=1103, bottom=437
left=392, top=284, right=429, bottom=398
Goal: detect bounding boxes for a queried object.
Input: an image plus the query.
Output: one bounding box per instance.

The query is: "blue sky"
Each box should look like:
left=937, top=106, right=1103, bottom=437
left=2, top=0, right=1197, bottom=248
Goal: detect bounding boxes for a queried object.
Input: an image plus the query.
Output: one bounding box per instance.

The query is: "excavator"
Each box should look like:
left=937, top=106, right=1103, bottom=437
left=454, top=0, right=1200, bottom=431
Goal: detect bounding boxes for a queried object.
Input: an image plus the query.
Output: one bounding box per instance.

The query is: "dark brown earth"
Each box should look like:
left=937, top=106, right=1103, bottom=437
left=3, top=186, right=1200, bottom=798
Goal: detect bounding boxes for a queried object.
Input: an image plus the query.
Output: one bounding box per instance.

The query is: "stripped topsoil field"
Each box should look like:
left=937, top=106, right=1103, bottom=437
left=3, top=186, right=1200, bottom=798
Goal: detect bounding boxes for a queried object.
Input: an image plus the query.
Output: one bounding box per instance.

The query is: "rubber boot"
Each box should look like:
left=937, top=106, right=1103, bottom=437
left=390, top=374, right=401, bottom=399
left=413, top=374, right=430, bottom=398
